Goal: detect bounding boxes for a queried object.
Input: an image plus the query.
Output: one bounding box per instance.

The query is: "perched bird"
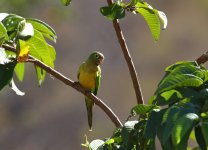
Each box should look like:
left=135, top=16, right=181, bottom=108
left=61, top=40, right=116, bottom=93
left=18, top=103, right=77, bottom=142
left=77, top=51, right=104, bottom=130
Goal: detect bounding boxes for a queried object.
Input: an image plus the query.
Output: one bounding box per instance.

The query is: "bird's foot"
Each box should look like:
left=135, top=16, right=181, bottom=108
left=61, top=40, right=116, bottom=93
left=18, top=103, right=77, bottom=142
left=85, top=89, right=92, bottom=95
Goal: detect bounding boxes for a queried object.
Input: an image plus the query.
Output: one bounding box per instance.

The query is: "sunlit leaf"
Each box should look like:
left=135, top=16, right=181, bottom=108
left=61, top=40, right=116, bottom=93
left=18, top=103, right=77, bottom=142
left=165, top=61, right=198, bottom=72
left=15, top=62, right=24, bottom=82
left=135, top=6, right=160, bottom=41
left=153, top=88, right=199, bottom=106
left=35, top=66, right=45, bottom=86
left=104, top=137, right=122, bottom=145
left=1, top=14, right=25, bottom=40
left=19, top=22, right=34, bottom=37
left=60, top=0, right=71, bottom=6
left=47, top=44, right=56, bottom=63
left=25, top=29, right=55, bottom=85
left=0, top=13, right=9, bottom=22
left=100, top=3, right=125, bottom=20
left=130, top=0, right=142, bottom=6
left=157, top=11, right=167, bottom=29
left=171, top=113, right=199, bottom=146
left=27, top=29, right=55, bottom=67
left=130, top=104, right=158, bottom=116
left=9, top=79, right=25, bottom=96
left=155, top=89, right=183, bottom=105
left=26, top=18, right=57, bottom=42
left=155, top=62, right=206, bottom=94
left=0, top=22, right=8, bottom=45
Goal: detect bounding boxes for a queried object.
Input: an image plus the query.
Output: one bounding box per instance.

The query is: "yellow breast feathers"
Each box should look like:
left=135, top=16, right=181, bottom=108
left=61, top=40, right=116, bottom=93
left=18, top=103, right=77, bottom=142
left=78, top=64, right=98, bottom=90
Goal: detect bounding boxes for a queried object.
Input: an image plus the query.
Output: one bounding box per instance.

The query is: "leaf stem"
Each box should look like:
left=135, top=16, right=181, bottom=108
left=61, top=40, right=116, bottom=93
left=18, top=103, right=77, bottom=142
left=2, top=44, right=123, bottom=128
left=106, top=0, right=144, bottom=104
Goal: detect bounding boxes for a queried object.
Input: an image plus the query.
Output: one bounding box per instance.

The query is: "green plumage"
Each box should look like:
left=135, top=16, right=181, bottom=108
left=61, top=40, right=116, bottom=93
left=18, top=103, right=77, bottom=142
left=77, top=51, right=104, bottom=130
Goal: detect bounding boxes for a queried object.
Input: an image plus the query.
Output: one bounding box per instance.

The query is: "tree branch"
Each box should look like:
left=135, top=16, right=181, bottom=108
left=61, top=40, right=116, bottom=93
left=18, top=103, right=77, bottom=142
left=196, top=51, right=208, bottom=65
left=2, top=44, right=123, bottom=128
left=106, top=0, right=144, bottom=104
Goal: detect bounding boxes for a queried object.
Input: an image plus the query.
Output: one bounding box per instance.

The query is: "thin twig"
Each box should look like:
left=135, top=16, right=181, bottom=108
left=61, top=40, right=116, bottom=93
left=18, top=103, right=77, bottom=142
left=2, top=44, right=123, bottom=128
left=106, top=0, right=144, bottom=104
left=196, top=51, right=208, bottom=65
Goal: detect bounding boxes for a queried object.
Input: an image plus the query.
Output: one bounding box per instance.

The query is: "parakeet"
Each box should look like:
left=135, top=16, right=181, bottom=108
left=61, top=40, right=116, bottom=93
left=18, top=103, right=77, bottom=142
left=77, top=51, right=104, bottom=130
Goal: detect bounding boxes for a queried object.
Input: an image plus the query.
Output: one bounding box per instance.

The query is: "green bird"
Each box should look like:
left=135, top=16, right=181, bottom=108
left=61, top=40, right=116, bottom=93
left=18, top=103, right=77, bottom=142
left=77, top=51, right=104, bottom=130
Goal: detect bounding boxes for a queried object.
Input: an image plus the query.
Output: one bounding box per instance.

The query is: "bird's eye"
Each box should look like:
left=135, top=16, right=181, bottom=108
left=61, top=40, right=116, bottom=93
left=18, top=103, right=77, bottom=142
left=95, top=54, right=99, bottom=58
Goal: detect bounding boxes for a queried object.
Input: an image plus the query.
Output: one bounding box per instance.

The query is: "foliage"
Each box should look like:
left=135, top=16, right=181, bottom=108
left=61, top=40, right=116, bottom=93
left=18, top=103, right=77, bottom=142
left=100, top=0, right=167, bottom=41
left=86, top=61, right=208, bottom=150
left=0, top=13, right=56, bottom=94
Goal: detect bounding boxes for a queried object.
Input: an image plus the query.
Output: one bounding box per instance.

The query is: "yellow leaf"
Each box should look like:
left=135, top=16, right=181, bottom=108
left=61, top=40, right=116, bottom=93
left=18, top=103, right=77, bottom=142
left=18, top=40, right=30, bottom=62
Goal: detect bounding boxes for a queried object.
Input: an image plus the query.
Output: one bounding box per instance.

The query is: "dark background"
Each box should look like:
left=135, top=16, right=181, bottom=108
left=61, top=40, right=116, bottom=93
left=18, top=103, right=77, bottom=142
left=0, top=0, right=208, bottom=149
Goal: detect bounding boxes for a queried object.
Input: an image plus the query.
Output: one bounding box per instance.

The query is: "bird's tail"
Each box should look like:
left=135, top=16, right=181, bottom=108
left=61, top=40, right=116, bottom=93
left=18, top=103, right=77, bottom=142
left=85, top=97, right=94, bottom=131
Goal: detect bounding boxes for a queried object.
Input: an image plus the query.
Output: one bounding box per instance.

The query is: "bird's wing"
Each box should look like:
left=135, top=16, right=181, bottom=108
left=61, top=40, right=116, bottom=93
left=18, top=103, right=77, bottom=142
left=94, top=67, right=101, bottom=96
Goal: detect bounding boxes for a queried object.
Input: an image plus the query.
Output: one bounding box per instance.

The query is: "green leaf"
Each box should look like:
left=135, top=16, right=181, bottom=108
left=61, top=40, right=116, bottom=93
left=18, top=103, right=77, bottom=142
left=144, top=109, right=159, bottom=139
left=26, top=29, right=55, bottom=68
left=130, top=104, right=158, bottom=116
left=26, top=18, right=57, bottom=42
left=1, top=14, right=24, bottom=32
left=189, top=130, right=196, bottom=141
left=0, top=22, right=8, bottom=45
left=26, top=29, right=55, bottom=85
left=154, top=89, right=183, bottom=105
left=160, top=107, right=181, bottom=145
left=1, top=14, right=25, bottom=40
left=165, top=61, right=198, bottom=72
left=130, top=0, right=141, bottom=6
left=60, top=0, right=71, bottom=6
left=35, top=66, right=45, bottom=86
left=47, top=44, right=56, bottom=63
left=160, top=106, right=199, bottom=145
left=0, top=62, right=16, bottom=90
left=153, top=87, right=199, bottom=106
left=195, top=126, right=207, bottom=150
left=201, top=120, right=208, bottom=146
left=171, top=113, right=199, bottom=146
left=121, top=121, right=138, bottom=150
left=100, top=3, right=125, bottom=20
left=14, top=62, right=24, bottom=81
left=155, top=62, right=206, bottom=94
left=135, top=6, right=160, bottom=41
left=104, top=137, right=122, bottom=145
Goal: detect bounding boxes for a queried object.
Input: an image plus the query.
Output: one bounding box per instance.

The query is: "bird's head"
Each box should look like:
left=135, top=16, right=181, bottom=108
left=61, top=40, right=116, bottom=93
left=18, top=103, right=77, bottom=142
left=88, top=51, right=104, bottom=66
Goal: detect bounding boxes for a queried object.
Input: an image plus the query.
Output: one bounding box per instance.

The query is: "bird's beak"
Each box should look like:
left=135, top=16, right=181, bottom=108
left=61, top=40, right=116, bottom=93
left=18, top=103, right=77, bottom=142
left=96, top=56, right=104, bottom=65
left=99, top=57, right=104, bottom=64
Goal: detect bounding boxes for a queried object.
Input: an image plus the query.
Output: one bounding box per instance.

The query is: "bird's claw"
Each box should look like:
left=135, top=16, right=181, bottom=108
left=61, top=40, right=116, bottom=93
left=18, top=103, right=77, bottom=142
left=85, top=89, right=91, bottom=95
